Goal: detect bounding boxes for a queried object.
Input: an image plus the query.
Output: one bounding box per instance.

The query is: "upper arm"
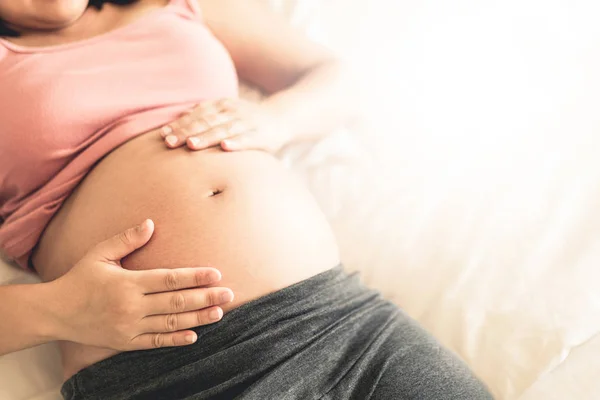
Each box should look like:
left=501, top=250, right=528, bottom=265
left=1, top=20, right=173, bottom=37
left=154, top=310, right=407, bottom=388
left=196, top=0, right=336, bottom=94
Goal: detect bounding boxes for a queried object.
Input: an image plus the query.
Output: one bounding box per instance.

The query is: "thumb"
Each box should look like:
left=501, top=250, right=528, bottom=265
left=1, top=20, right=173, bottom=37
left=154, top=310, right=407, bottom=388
left=92, top=219, right=154, bottom=263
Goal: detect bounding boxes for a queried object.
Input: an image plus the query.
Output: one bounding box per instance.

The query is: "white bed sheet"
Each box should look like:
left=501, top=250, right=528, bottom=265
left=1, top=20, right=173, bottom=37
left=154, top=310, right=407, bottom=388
left=2, top=0, right=600, bottom=399
left=519, top=333, right=600, bottom=400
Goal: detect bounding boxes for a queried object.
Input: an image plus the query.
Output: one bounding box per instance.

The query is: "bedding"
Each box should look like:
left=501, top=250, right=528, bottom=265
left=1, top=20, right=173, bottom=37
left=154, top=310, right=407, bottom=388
left=2, top=0, right=600, bottom=399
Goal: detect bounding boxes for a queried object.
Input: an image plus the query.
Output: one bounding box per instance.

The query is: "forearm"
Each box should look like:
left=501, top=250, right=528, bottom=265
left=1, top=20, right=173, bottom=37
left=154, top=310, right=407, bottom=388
left=0, top=282, right=62, bottom=356
left=261, top=59, right=359, bottom=145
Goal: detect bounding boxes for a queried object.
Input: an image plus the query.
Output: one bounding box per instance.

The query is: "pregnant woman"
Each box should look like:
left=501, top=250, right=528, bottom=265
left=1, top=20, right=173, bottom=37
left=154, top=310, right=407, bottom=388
left=0, top=0, right=492, bottom=398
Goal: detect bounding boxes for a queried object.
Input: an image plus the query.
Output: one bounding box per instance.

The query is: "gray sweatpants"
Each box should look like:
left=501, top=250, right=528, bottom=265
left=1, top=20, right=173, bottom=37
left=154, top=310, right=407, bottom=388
left=62, top=265, right=493, bottom=399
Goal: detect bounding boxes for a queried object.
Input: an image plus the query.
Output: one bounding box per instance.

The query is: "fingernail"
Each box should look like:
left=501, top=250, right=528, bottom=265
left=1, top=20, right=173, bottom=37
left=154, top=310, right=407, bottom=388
left=188, top=137, right=200, bottom=148
left=221, top=291, right=233, bottom=303
left=161, top=125, right=173, bottom=137
left=208, top=269, right=222, bottom=282
left=209, top=308, right=223, bottom=321
left=166, top=135, right=178, bottom=146
left=135, top=220, right=147, bottom=232
left=222, top=140, right=234, bottom=150
left=185, top=333, right=197, bottom=343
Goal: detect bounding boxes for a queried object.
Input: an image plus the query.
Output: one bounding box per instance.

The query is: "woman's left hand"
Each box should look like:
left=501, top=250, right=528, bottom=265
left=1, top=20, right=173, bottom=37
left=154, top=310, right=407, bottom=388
left=160, top=98, right=289, bottom=153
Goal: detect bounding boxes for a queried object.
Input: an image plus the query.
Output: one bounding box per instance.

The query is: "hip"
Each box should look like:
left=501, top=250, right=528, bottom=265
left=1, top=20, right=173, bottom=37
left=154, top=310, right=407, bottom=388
left=61, top=265, right=387, bottom=399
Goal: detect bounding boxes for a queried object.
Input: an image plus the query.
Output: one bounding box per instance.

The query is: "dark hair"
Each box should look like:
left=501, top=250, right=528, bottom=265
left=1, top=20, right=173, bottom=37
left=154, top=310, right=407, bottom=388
left=0, top=0, right=139, bottom=37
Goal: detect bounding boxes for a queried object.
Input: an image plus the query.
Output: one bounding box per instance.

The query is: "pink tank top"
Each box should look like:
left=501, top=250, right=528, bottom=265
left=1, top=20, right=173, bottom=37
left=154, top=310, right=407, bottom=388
left=0, top=0, right=238, bottom=268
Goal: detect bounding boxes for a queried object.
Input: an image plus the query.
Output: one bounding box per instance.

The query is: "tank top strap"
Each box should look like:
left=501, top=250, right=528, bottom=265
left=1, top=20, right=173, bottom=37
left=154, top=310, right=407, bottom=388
left=168, top=0, right=203, bottom=20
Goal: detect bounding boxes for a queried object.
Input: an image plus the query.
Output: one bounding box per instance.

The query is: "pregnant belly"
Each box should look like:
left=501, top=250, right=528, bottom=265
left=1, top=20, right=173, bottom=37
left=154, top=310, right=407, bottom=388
left=32, top=129, right=340, bottom=378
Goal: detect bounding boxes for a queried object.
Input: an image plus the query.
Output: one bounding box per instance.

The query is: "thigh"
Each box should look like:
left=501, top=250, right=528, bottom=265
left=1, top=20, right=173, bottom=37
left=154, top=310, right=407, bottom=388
left=325, top=305, right=493, bottom=400
left=370, top=341, right=493, bottom=400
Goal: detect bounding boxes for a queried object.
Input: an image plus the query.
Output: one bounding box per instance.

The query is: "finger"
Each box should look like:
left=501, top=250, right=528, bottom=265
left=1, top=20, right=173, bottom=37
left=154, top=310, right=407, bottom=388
left=142, top=306, right=225, bottom=333
left=200, top=111, right=231, bottom=127
left=164, top=114, right=230, bottom=148
left=162, top=113, right=204, bottom=148
left=216, top=98, right=238, bottom=112
left=164, top=127, right=202, bottom=149
left=193, top=100, right=223, bottom=116
left=171, top=118, right=215, bottom=150
left=129, top=330, right=198, bottom=350
left=146, top=287, right=234, bottom=315
left=187, top=120, right=249, bottom=150
left=186, top=127, right=231, bottom=150
left=160, top=121, right=180, bottom=139
left=220, top=131, right=259, bottom=152
left=161, top=123, right=187, bottom=149
left=163, top=128, right=188, bottom=149
left=159, top=109, right=197, bottom=138
left=136, top=267, right=222, bottom=294
left=92, top=219, right=154, bottom=262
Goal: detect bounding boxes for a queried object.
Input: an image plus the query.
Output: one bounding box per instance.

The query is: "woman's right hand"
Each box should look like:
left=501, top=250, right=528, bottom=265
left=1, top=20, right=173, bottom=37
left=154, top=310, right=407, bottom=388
left=47, top=219, right=233, bottom=351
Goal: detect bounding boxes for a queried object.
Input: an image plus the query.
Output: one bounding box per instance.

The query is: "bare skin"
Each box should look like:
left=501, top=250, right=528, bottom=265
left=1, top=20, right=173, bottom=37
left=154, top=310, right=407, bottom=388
left=1, top=0, right=356, bottom=380
left=0, top=220, right=235, bottom=357
left=34, top=126, right=341, bottom=379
